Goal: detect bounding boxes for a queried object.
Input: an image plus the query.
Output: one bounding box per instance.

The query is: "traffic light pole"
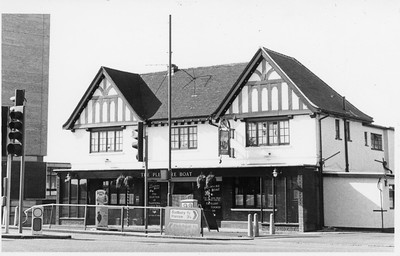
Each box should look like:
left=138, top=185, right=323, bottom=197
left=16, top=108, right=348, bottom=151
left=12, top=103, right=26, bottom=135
left=18, top=105, right=26, bottom=234
left=144, top=129, right=148, bottom=232
left=5, top=154, right=13, bottom=233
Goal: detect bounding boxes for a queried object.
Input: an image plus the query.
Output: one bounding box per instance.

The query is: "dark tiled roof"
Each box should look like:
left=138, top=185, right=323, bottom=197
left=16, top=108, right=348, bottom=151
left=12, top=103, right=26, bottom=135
left=141, top=63, right=248, bottom=120
left=263, top=48, right=373, bottom=122
left=62, top=66, right=161, bottom=129
left=64, top=47, right=374, bottom=130
left=103, top=67, right=161, bottom=120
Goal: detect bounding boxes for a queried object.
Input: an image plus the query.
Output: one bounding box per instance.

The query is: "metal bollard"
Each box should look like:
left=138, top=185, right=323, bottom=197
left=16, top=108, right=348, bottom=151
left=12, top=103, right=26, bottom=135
left=14, top=206, right=19, bottom=226
left=247, top=214, right=253, bottom=237
left=269, top=213, right=275, bottom=235
left=253, top=213, right=259, bottom=237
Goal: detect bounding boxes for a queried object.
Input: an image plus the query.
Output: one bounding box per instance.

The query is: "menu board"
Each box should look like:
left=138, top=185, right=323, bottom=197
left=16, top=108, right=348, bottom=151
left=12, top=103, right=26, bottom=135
left=148, top=183, right=161, bottom=223
left=204, top=183, right=222, bottom=219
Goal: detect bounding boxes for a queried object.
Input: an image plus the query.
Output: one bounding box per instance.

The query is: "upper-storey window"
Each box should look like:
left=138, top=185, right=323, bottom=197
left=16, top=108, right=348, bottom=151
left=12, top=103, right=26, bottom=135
left=90, top=129, right=123, bottom=153
left=389, top=185, right=395, bottom=209
left=246, top=120, right=290, bottom=146
left=335, top=119, right=341, bottom=140
left=172, top=126, right=197, bottom=150
left=371, top=133, right=382, bottom=150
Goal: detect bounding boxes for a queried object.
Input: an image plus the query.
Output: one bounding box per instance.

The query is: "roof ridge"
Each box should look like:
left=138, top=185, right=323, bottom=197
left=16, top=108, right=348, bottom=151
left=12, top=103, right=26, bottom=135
left=262, top=47, right=297, bottom=61
left=103, top=66, right=139, bottom=75
left=263, top=47, right=373, bottom=122
left=140, top=62, right=247, bottom=76
left=264, top=48, right=346, bottom=103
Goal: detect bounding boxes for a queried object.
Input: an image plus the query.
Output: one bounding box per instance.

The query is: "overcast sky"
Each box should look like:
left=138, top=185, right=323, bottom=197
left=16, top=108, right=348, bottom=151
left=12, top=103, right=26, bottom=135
left=2, top=0, right=399, bottom=162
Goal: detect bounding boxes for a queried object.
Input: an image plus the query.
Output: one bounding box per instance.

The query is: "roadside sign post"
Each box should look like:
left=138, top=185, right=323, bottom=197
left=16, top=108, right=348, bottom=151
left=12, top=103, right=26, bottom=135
left=165, top=207, right=202, bottom=237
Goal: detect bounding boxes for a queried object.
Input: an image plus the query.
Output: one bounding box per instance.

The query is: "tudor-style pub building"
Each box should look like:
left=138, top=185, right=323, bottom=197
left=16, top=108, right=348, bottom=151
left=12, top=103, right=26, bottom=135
left=57, top=47, right=395, bottom=231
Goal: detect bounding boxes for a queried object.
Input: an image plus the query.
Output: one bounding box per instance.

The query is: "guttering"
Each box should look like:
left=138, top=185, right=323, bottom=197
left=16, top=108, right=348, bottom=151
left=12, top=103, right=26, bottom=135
left=147, top=115, right=210, bottom=126
left=363, top=123, right=395, bottom=131
left=318, top=107, right=373, bottom=123
left=342, top=97, right=349, bottom=173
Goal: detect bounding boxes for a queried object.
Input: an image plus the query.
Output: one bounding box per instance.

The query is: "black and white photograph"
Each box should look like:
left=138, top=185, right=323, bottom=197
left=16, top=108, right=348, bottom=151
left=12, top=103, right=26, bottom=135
left=1, top=0, right=398, bottom=254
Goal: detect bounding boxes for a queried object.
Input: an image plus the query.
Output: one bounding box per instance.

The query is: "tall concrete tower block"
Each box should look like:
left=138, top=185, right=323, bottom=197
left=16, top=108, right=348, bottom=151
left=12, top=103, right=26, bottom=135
left=2, top=14, right=50, bottom=160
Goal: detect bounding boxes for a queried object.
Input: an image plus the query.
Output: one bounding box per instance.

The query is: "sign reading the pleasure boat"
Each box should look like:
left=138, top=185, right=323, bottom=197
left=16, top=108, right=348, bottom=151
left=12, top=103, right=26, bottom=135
left=165, top=207, right=202, bottom=237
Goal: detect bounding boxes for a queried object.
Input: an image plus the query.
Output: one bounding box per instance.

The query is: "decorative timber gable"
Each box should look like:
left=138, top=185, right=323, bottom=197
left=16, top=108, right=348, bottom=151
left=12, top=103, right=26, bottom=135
left=74, top=76, right=138, bottom=128
left=63, top=67, right=148, bottom=130
left=223, top=49, right=312, bottom=119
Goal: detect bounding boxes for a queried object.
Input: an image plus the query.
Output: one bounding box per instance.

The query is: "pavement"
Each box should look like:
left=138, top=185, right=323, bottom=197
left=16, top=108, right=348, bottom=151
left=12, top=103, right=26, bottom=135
left=2, top=225, right=255, bottom=240
left=1, top=224, right=395, bottom=243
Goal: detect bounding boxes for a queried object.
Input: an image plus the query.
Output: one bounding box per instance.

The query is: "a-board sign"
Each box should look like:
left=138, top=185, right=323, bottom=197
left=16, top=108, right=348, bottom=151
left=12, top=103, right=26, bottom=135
left=204, top=183, right=222, bottom=219
left=165, top=207, right=202, bottom=237
left=148, top=183, right=161, bottom=224
left=202, top=209, right=219, bottom=232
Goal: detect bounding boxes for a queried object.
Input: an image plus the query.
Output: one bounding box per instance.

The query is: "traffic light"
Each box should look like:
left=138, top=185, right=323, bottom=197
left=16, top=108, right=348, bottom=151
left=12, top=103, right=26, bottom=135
left=132, top=122, right=144, bottom=161
left=11, top=89, right=25, bottom=106
left=7, top=105, right=24, bottom=156
left=31, top=206, right=43, bottom=235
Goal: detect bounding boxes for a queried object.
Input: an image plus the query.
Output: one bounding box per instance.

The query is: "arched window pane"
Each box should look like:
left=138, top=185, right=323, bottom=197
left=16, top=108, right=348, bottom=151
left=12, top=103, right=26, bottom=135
left=252, top=88, right=258, bottom=112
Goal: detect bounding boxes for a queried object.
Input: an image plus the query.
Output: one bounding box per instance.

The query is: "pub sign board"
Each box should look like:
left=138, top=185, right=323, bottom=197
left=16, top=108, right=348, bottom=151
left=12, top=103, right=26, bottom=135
left=165, top=207, right=202, bottom=237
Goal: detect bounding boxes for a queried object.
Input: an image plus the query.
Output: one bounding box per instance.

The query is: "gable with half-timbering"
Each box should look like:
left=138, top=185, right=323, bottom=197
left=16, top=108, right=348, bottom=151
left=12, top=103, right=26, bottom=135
left=73, top=76, right=138, bottom=128
left=226, top=58, right=310, bottom=117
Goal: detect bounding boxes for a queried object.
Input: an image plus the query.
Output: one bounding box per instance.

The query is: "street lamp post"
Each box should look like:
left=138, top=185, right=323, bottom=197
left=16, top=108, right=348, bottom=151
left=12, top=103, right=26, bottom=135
left=167, top=14, right=172, bottom=207
left=272, top=168, right=278, bottom=223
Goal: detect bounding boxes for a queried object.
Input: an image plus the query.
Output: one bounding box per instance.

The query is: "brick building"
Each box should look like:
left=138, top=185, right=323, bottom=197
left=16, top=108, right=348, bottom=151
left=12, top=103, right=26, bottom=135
left=2, top=14, right=69, bottom=216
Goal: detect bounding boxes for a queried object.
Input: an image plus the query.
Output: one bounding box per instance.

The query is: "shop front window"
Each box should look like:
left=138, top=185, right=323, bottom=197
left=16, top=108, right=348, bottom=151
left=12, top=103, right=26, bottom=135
left=61, top=177, right=87, bottom=218
left=108, top=181, right=136, bottom=206
left=172, top=182, right=195, bottom=207
left=61, top=177, right=70, bottom=217
left=46, top=168, right=57, bottom=198
left=232, top=174, right=299, bottom=224
left=233, top=177, right=261, bottom=208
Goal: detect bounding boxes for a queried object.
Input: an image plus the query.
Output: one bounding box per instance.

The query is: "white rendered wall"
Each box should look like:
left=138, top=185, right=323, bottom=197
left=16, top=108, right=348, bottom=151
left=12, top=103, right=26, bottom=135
left=68, top=114, right=318, bottom=171
left=321, top=117, right=393, bottom=174
left=147, top=114, right=318, bottom=169
left=67, top=126, right=144, bottom=170
left=229, top=114, right=317, bottom=166
left=147, top=123, right=220, bottom=169
left=324, top=176, right=394, bottom=228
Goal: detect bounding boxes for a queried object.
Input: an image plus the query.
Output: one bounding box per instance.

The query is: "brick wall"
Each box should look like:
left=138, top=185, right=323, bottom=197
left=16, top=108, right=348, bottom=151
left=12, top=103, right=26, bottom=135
left=2, top=14, right=50, bottom=157
left=298, top=170, right=321, bottom=231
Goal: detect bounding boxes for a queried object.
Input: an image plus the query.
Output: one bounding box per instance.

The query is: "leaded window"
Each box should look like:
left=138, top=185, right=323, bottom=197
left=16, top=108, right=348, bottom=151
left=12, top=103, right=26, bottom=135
left=90, top=129, right=123, bottom=153
left=246, top=120, right=290, bottom=146
left=371, top=133, right=382, bottom=150
left=171, top=126, right=198, bottom=150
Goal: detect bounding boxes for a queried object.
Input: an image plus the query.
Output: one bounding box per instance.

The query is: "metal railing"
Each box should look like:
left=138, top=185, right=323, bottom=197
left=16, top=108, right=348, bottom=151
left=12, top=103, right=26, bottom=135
left=23, top=204, right=166, bottom=234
